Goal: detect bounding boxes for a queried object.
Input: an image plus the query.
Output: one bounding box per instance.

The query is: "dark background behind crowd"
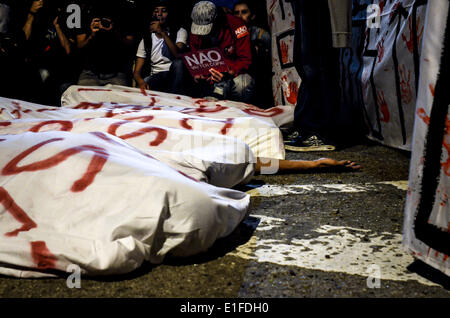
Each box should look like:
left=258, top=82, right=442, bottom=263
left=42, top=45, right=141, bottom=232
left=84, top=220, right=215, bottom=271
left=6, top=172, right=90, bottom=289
left=0, top=0, right=270, bottom=106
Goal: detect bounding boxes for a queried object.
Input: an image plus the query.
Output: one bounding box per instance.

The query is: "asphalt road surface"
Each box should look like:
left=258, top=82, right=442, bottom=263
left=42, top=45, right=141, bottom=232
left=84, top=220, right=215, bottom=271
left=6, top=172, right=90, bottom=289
left=0, top=140, right=449, bottom=298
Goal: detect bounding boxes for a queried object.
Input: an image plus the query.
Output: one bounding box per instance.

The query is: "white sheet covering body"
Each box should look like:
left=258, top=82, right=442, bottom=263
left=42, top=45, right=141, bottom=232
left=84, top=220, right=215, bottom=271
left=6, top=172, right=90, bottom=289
left=0, top=131, right=250, bottom=277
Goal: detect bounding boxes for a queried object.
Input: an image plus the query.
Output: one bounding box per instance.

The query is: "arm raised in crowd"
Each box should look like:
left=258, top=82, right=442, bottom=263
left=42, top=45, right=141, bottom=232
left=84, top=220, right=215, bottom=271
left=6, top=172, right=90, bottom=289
left=53, top=15, right=73, bottom=55
left=76, top=18, right=102, bottom=49
left=23, top=0, right=43, bottom=40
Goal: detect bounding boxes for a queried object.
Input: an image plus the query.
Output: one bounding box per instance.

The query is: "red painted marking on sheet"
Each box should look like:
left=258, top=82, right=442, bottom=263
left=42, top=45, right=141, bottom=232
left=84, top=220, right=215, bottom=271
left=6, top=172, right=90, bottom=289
left=77, top=88, right=112, bottom=92
left=242, top=107, right=283, bottom=117
left=177, top=170, right=199, bottom=182
left=123, top=115, right=154, bottom=123
left=0, top=187, right=37, bottom=237
left=30, top=241, right=57, bottom=269
left=180, top=118, right=193, bottom=130
left=73, top=102, right=104, bottom=109
left=182, top=105, right=228, bottom=114
left=107, top=122, right=167, bottom=146
left=0, top=122, right=11, bottom=127
left=2, top=138, right=109, bottom=192
left=444, top=255, right=448, bottom=262
left=29, top=120, right=73, bottom=132
left=377, top=37, right=385, bottom=63
left=11, top=102, right=23, bottom=119
left=176, top=96, right=181, bottom=100
left=0, top=139, right=5, bottom=142
left=220, top=118, right=235, bottom=135
left=140, top=88, right=148, bottom=96
left=148, top=97, right=157, bottom=106
left=36, top=108, right=59, bottom=113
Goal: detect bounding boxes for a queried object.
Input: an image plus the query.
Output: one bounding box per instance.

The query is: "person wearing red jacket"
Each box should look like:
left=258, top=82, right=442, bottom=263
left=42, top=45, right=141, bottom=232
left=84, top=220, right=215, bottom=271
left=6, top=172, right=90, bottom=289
left=186, top=1, right=255, bottom=103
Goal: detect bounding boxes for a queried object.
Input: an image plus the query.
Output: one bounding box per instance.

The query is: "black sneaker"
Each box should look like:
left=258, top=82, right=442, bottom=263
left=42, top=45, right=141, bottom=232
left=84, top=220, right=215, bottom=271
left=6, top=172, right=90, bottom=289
left=285, top=134, right=336, bottom=152
left=282, top=128, right=302, bottom=144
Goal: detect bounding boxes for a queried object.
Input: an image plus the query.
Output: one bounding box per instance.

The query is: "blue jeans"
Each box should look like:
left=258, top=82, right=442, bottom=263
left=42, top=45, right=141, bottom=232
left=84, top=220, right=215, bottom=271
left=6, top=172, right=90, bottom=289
left=144, top=59, right=187, bottom=94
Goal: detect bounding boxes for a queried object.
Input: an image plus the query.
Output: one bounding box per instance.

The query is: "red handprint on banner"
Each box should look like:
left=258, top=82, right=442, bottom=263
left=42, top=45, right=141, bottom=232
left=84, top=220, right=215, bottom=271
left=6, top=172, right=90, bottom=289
left=399, top=64, right=413, bottom=104
left=377, top=91, right=390, bottom=123
left=285, top=82, right=299, bottom=105
left=401, top=16, right=424, bottom=54
left=2, top=138, right=109, bottom=192
left=280, top=41, right=289, bottom=65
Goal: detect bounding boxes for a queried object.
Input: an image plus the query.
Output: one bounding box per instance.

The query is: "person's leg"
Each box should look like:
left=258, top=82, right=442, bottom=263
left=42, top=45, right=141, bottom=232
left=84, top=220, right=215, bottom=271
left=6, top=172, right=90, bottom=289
left=227, top=74, right=255, bottom=103
left=292, top=0, right=341, bottom=143
left=255, top=157, right=360, bottom=174
left=107, top=72, right=129, bottom=87
left=146, top=71, right=171, bottom=92
left=168, top=59, right=192, bottom=95
left=78, top=70, right=101, bottom=86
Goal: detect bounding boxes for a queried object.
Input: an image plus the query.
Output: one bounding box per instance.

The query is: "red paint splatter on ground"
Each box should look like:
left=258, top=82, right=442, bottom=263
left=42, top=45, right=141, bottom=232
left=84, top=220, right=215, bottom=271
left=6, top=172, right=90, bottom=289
left=30, top=241, right=57, bottom=270
left=0, top=187, right=37, bottom=237
left=29, top=120, right=73, bottom=133
left=2, top=138, right=109, bottom=192
left=107, top=121, right=167, bottom=146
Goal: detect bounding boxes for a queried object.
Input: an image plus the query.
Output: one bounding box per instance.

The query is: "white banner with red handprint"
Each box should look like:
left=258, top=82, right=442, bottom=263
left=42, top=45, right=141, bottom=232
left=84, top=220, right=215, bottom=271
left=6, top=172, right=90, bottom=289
left=267, top=0, right=301, bottom=107
left=360, top=0, right=427, bottom=150
left=403, top=0, right=449, bottom=276
left=0, top=131, right=250, bottom=277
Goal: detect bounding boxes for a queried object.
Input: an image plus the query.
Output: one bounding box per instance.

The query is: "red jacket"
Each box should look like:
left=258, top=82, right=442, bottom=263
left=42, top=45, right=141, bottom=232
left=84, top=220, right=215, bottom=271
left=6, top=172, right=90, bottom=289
left=190, top=14, right=252, bottom=76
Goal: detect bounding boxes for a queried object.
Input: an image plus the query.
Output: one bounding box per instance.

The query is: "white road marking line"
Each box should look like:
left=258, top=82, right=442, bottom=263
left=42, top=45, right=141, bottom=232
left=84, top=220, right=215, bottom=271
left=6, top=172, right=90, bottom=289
left=246, top=181, right=408, bottom=197
left=230, top=215, right=438, bottom=287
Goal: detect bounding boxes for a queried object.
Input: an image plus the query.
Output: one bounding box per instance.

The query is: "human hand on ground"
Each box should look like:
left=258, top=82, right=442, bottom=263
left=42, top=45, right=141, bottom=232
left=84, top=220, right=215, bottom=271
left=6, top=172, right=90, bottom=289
left=315, top=158, right=361, bottom=170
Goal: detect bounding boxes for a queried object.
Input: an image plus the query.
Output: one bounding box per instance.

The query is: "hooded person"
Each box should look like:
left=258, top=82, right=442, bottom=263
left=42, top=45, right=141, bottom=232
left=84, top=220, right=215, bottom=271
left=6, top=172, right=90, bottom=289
left=186, top=0, right=255, bottom=103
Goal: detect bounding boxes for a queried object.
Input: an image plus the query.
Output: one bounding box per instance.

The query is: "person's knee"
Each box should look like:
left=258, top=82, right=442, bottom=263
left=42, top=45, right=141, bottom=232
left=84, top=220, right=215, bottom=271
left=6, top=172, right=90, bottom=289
left=170, top=59, right=185, bottom=73
left=232, top=74, right=255, bottom=103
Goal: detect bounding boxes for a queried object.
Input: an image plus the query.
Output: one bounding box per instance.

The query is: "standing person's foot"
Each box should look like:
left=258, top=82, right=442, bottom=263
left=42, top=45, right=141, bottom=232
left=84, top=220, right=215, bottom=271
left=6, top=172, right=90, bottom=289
left=284, top=134, right=336, bottom=152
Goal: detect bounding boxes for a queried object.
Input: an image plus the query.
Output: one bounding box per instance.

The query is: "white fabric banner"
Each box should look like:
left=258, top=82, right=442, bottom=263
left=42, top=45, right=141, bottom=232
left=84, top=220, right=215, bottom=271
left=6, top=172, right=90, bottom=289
left=403, top=0, right=449, bottom=276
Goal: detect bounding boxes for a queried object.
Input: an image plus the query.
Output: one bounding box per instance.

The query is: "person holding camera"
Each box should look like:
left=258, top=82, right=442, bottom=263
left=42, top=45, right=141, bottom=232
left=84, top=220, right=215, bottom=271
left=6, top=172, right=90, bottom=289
left=133, top=0, right=187, bottom=93
left=76, top=6, right=134, bottom=87
left=20, top=0, right=77, bottom=105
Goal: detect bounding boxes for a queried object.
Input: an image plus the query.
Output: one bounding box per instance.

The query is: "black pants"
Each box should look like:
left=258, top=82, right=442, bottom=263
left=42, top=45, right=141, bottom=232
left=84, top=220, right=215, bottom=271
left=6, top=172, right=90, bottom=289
left=292, top=0, right=342, bottom=143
